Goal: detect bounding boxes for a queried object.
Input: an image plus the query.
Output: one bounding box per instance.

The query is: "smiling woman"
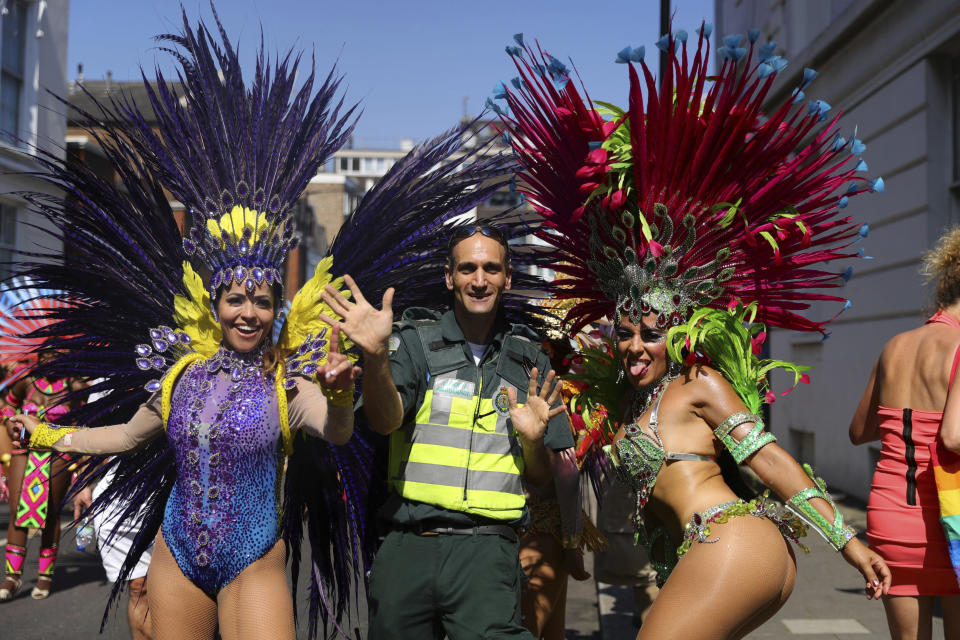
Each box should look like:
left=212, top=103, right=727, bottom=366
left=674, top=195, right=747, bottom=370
left=0, top=8, right=370, bottom=639
left=216, top=282, right=277, bottom=354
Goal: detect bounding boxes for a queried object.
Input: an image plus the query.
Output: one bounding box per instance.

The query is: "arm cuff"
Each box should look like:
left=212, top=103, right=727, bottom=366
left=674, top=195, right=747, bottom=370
left=29, top=423, right=81, bottom=450
left=322, top=385, right=355, bottom=407
left=786, top=464, right=856, bottom=551
left=713, top=412, right=775, bottom=463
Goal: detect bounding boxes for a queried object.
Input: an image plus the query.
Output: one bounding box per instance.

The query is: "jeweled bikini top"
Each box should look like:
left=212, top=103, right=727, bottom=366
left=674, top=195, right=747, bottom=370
left=608, top=382, right=715, bottom=512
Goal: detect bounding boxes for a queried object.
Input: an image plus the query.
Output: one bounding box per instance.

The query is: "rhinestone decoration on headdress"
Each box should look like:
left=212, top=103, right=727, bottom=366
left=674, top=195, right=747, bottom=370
left=183, top=203, right=295, bottom=302
left=588, top=203, right=733, bottom=328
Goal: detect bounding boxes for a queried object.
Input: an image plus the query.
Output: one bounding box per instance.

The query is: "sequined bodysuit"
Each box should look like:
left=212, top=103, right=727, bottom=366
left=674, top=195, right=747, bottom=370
left=607, top=388, right=715, bottom=583
left=607, top=385, right=807, bottom=586
left=163, top=355, right=284, bottom=595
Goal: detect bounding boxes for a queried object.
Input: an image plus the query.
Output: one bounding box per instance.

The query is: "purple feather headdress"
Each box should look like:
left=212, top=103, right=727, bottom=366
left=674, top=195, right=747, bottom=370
left=118, top=5, right=357, bottom=309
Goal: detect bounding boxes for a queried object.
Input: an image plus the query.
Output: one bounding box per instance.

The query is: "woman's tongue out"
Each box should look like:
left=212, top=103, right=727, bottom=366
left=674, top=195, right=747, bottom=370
left=629, top=358, right=648, bottom=378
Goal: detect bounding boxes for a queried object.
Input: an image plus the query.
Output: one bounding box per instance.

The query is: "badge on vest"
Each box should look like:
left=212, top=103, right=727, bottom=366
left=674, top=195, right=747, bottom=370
left=388, top=336, right=401, bottom=352
left=433, top=378, right=475, bottom=399
left=494, top=387, right=512, bottom=416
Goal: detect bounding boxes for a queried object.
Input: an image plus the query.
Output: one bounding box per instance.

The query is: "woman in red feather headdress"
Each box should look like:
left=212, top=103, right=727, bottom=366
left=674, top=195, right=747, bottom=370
left=495, top=24, right=891, bottom=638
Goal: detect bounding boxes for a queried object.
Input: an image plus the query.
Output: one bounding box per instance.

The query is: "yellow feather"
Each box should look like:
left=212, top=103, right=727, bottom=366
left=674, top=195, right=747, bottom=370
left=173, top=261, right=221, bottom=357
left=279, top=256, right=356, bottom=364
left=205, top=206, right=270, bottom=246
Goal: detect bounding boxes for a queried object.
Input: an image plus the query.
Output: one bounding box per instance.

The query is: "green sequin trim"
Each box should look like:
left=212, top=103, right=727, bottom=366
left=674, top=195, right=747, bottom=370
left=786, top=464, right=856, bottom=551
left=676, top=492, right=810, bottom=558
left=713, top=411, right=775, bottom=463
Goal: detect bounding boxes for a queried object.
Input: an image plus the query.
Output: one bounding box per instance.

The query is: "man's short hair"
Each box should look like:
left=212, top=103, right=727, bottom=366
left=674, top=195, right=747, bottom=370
left=446, top=224, right=512, bottom=269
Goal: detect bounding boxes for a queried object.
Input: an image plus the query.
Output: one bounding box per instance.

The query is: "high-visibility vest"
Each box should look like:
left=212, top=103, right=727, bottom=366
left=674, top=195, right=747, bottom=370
left=389, top=318, right=542, bottom=521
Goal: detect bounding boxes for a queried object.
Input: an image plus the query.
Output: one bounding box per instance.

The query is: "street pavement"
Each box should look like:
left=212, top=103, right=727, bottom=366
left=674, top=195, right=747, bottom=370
left=0, top=502, right=367, bottom=639
left=0, top=497, right=948, bottom=639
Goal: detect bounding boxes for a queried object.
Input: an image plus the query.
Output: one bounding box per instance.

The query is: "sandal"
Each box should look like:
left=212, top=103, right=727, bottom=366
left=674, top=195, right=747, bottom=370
left=0, top=576, right=22, bottom=602
left=31, top=576, right=51, bottom=600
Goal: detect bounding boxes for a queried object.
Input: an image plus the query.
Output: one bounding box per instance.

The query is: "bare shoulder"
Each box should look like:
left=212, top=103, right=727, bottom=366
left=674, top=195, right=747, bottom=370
left=881, top=323, right=960, bottom=367
left=677, top=364, right=732, bottom=395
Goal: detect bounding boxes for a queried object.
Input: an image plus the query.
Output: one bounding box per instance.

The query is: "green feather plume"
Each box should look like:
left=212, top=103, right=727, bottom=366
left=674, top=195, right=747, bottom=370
left=666, top=303, right=809, bottom=413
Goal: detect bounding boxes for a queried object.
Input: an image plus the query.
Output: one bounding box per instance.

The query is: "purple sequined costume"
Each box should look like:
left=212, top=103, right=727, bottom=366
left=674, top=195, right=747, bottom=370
left=162, top=350, right=284, bottom=594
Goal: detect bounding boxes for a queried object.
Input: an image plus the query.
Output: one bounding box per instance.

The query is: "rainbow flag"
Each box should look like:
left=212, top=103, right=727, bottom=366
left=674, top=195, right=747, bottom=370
left=930, top=439, right=960, bottom=590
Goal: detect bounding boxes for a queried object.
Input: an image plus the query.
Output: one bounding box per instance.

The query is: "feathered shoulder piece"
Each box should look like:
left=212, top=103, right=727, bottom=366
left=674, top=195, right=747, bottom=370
left=494, top=26, right=879, bottom=336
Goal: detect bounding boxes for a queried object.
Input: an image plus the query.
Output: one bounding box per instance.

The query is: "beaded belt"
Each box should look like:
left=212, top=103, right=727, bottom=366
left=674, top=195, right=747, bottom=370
left=677, top=492, right=810, bottom=558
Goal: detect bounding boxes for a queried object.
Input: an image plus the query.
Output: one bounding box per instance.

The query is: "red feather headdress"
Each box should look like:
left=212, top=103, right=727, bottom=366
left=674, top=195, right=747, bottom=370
left=494, top=26, right=879, bottom=335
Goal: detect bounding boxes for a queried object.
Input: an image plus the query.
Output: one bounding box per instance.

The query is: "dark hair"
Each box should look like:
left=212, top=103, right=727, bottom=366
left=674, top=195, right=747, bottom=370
left=446, top=224, right=511, bottom=269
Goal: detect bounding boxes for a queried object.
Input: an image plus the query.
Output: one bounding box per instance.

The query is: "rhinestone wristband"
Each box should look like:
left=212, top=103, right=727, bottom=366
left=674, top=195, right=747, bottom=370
left=321, top=385, right=355, bottom=407
left=29, top=422, right=81, bottom=450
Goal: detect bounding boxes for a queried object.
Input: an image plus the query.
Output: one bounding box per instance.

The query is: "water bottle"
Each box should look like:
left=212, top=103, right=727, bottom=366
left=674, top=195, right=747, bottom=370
left=76, top=518, right=95, bottom=551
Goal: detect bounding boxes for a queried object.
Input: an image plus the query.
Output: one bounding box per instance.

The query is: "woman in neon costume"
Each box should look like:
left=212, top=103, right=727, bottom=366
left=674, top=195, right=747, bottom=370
left=0, top=283, right=83, bottom=601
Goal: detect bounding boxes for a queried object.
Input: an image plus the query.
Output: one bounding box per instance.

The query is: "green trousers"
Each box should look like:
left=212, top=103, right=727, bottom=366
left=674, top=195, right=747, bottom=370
left=367, top=530, right=534, bottom=640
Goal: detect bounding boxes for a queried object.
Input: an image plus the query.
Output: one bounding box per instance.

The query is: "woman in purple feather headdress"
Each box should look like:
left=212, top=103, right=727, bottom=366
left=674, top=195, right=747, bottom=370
left=3, top=7, right=370, bottom=638
left=0, top=4, right=543, bottom=637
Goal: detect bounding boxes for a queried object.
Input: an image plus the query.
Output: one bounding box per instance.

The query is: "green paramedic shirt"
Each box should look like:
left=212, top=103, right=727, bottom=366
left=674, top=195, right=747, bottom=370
left=380, top=307, right=574, bottom=528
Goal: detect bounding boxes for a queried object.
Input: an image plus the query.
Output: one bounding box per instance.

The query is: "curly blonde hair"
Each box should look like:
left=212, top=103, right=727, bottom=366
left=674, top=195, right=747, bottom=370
left=922, top=226, right=960, bottom=308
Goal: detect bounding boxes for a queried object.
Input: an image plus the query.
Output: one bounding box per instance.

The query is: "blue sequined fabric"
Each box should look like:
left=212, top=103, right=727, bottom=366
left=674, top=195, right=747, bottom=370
left=162, top=348, right=283, bottom=594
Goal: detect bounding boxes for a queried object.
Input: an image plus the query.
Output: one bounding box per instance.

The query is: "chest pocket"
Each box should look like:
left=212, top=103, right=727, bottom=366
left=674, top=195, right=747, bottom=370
left=430, top=373, right=475, bottom=420
left=495, top=335, right=543, bottom=403
left=416, top=322, right=474, bottom=422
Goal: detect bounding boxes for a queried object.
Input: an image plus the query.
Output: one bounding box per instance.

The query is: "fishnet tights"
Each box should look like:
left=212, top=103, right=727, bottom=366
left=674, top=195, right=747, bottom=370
left=149, top=535, right=295, bottom=640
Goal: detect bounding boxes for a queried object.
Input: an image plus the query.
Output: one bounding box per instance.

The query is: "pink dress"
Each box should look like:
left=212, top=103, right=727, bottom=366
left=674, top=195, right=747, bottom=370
left=866, top=312, right=960, bottom=596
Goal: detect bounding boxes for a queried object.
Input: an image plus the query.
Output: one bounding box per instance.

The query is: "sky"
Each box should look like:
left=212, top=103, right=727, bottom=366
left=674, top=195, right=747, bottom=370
left=67, top=0, right=714, bottom=147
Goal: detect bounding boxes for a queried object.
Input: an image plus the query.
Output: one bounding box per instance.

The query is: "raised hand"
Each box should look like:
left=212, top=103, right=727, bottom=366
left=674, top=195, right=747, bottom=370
left=320, top=274, right=395, bottom=357
left=506, top=367, right=564, bottom=444
left=316, top=324, right=361, bottom=391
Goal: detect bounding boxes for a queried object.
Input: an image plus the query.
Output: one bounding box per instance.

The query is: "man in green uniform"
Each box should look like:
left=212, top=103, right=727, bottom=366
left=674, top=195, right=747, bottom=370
left=323, top=225, right=574, bottom=639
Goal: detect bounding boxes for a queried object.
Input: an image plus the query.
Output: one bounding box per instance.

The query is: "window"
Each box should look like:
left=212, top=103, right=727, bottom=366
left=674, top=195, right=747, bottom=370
left=0, top=204, right=17, bottom=278
left=0, top=1, right=26, bottom=146
left=351, top=157, right=360, bottom=172
left=789, top=428, right=815, bottom=467
left=489, top=191, right=523, bottom=207
left=339, top=157, right=348, bottom=172
left=953, top=56, right=960, bottom=184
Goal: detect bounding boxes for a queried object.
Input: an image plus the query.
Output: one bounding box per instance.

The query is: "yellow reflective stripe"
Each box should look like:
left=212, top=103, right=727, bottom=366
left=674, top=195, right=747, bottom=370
left=161, top=354, right=204, bottom=429
left=405, top=443, right=471, bottom=466
left=466, top=488, right=526, bottom=510
left=463, top=451, right=523, bottom=474
left=391, top=481, right=525, bottom=521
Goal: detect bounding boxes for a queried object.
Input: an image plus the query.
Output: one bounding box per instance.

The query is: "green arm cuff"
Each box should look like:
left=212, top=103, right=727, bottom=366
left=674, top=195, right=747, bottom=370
left=29, top=422, right=81, bottom=450
left=785, top=464, right=856, bottom=551
left=713, top=412, right=775, bottom=463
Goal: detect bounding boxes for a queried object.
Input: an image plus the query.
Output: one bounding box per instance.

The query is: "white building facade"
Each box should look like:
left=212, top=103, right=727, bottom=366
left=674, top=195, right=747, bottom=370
left=716, top=0, right=960, bottom=500
left=0, top=0, right=69, bottom=275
